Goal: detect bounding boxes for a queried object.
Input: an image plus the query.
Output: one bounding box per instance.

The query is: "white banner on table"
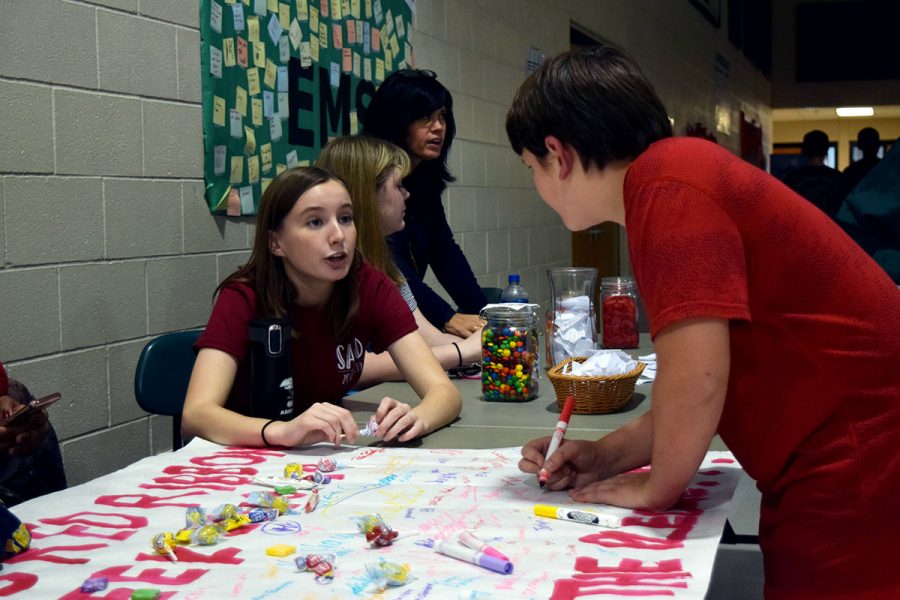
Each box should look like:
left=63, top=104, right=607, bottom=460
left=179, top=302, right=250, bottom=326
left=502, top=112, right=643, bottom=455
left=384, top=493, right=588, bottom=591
left=3, top=439, right=740, bottom=598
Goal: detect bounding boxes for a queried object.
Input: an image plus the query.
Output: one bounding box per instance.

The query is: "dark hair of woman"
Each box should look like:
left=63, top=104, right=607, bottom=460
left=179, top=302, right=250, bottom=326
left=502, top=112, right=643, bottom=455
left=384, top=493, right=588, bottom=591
left=217, top=167, right=361, bottom=340
left=362, top=69, right=456, bottom=195
left=506, top=45, right=673, bottom=170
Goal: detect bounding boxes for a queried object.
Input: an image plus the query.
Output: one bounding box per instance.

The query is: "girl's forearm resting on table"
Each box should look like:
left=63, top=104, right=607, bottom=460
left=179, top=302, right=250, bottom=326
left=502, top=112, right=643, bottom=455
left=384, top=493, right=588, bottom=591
left=389, top=332, right=462, bottom=434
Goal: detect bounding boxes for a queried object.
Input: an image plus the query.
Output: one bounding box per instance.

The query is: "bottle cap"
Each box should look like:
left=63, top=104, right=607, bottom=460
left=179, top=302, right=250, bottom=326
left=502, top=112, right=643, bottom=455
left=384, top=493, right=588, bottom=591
left=508, top=274, right=520, bottom=283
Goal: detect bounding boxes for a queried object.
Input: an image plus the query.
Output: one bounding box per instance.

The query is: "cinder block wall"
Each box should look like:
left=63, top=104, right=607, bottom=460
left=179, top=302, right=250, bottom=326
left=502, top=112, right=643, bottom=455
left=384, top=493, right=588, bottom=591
left=0, top=0, right=769, bottom=486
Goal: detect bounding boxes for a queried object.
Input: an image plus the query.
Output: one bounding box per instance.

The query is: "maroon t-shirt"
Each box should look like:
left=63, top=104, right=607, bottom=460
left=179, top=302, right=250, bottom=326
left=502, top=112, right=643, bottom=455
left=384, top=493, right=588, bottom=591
left=0, top=360, right=8, bottom=397
left=196, top=262, right=416, bottom=415
left=625, top=137, right=900, bottom=599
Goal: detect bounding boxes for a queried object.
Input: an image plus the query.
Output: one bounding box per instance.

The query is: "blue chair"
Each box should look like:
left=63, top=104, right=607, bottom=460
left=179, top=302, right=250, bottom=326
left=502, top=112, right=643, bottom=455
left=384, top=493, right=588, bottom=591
left=134, top=329, right=203, bottom=449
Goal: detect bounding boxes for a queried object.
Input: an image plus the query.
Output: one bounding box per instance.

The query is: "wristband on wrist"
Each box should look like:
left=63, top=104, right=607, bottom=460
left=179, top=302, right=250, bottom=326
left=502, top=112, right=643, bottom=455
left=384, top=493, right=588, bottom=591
left=451, top=342, right=463, bottom=368
left=260, top=419, right=277, bottom=448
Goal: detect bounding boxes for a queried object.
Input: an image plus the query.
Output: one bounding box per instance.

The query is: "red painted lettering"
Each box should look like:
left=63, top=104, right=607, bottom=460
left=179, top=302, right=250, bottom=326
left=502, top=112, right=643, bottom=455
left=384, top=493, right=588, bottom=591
left=189, top=447, right=282, bottom=467
left=0, top=572, right=38, bottom=595
left=39, top=511, right=149, bottom=529
left=162, top=465, right=258, bottom=477
left=26, top=523, right=137, bottom=542
left=551, top=558, right=690, bottom=599
left=135, top=546, right=244, bottom=564
left=4, top=543, right=108, bottom=565
left=95, top=491, right=208, bottom=510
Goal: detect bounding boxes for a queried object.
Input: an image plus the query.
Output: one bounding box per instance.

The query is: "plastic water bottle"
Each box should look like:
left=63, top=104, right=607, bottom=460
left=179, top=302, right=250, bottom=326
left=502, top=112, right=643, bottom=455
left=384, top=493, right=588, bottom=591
left=500, top=274, right=529, bottom=303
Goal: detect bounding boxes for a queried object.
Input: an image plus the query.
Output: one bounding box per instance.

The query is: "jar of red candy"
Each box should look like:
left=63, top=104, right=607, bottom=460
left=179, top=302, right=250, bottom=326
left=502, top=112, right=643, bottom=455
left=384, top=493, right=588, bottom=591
left=601, top=277, right=639, bottom=349
left=481, top=304, right=539, bottom=402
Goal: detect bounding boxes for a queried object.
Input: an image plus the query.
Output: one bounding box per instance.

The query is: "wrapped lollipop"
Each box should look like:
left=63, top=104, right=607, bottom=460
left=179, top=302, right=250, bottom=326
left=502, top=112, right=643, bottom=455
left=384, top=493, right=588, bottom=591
left=284, top=463, right=304, bottom=479
left=304, top=487, right=320, bottom=513
left=359, top=415, right=379, bottom=437
left=185, top=506, right=207, bottom=529
left=364, top=559, right=412, bottom=591
left=316, top=457, right=338, bottom=472
left=296, top=553, right=336, bottom=584
left=356, top=513, right=399, bottom=547
left=311, top=470, right=332, bottom=485
left=208, top=503, right=238, bottom=522
left=151, top=532, right=177, bottom=562
left=189, top=524, right=222, bottom=546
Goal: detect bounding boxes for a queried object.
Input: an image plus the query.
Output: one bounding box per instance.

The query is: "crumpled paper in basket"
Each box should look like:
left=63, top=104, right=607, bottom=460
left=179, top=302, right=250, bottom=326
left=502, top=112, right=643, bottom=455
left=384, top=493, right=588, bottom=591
left=562, top=350, right=637, bottom=376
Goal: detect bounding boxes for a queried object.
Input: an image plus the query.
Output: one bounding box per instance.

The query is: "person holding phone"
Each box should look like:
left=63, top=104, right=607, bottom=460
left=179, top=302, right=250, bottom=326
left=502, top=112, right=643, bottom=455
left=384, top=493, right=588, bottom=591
left=181, top=167, right=461, bottom=448
left=0, top=360, right=67, bottom=506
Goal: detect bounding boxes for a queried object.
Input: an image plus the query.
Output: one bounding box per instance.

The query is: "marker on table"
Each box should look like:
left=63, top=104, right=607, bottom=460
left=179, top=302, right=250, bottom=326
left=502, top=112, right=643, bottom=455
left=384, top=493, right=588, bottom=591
left=538, top=395, right=576, bottom=487
left=533, top=504, right=621, bottom=529
left=435, top=540, right=514, bottom=575
left=458, top=531, right=510, bottom=561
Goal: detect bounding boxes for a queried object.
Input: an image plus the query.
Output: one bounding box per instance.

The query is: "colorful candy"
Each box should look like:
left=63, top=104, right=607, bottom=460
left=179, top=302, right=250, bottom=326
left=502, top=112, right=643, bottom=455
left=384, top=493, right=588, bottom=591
left=189, top=524, right=222, bottom=546
left=265, top=543, right=296, bottom=557
left=364, top=559, right=412, bottom=590
left=151, top=532, right=177, bottom=562
left=208, top=503, right=238, bottom=521
left=481, top=321, right=538, bottom=402
left=359, top=415, right=379, bottom=437
left=356, top=513, right=399, bottom=547
left=297, top=553, right=337, bottom=583
left=284, top=463, right=304, bottom=479
left=317, top=457, right=338, bottom=472
left=304, top=487, right=320, bottom=513
left=80, top=577, right=109, bottom=593
left=185, top=506, right=206, bottom=528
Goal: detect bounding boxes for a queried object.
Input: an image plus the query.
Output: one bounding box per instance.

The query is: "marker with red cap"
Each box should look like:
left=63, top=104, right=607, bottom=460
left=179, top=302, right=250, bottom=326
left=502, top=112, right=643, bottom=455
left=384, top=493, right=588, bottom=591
left=538, top=395, right=576, bottom=487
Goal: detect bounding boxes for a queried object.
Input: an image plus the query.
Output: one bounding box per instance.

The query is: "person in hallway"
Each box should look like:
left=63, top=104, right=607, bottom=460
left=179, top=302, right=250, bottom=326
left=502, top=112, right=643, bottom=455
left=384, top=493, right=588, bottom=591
left=363, top=69, right=488, bottom=338
left=782, top=129, right=844, bottom=219
left=182, top=167, right=461, bottom=448
left=841, top=126, right=882, bottom=198
left=316, top=135, right=482, bottom=385
left=507, top=46, right=900, bottom=599
left=0, top=360, right=67, bottom=507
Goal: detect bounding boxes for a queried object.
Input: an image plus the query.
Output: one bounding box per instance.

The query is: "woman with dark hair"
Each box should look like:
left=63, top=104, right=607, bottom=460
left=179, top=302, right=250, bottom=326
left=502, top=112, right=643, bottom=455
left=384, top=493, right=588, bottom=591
left=182, top=167, right=461, bottom=448
left=508, top=46, right=900, bottom=599
left=363, top=69, right=487, bottom=338
left=317, top=135, right=482, bottom=383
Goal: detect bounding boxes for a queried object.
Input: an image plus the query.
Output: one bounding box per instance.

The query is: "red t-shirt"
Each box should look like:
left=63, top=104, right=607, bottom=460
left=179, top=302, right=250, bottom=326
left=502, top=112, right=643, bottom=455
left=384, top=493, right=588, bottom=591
left=625, top=137, right=900, bottom=599
left=196, top=262, right=416, bottom=416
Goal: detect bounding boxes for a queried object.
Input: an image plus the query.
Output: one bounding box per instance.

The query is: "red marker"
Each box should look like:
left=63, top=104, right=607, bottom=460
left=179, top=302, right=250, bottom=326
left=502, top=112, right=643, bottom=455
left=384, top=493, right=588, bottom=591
left=538, top=395, right=575, bottom=487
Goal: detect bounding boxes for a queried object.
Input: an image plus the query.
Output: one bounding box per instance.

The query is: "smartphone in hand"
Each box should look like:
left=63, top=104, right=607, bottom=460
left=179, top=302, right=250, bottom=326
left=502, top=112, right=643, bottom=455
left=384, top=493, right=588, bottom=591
left=1, top=393, right=61, bottom=425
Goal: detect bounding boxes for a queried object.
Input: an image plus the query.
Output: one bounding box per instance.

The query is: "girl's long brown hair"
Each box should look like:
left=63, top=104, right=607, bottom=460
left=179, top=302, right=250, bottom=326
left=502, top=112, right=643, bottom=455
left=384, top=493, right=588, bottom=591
left=217, top=167, right=360, bottom=340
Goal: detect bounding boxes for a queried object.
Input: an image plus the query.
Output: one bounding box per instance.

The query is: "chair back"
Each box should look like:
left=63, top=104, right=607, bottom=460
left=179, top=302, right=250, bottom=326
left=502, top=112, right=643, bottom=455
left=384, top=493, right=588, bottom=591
left=134, top=329, right=203, bottom=449
left=481, top=286, right=504, bottom=304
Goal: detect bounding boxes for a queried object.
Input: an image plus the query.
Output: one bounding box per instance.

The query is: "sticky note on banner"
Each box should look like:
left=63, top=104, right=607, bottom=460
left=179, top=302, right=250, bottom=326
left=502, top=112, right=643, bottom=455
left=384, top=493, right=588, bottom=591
left=352, top=51, right=360, bottom=77
left=384, top=9, right=394, bottom=35
left=237, top=37, right=249, bottom=67
left=351, top=0, right=360, bottom=18
left=286, top=149, right=298, bottom=168
left=263, top=90, right=274, bottom=117
left=279, top=3, right=290, bottom=28
left=373, top=0, right=382, bottom=24
left=346, top=19, right=356, bottom=44
left=232, top=3, right=245, bottom=31
left=395, top=14, right=405, bottom=38
left=363, top=56, right=371, bottom=80
left=254, top=0, right=268, bottom=16
left=261, top=177, right=273, bottom=195
left=310, top=36, right=319, bottom=62
left=330, top=0, right=342, bottom=19
left=279, top=35, right=289, bottom=62
left=230, top=109, right=243, bottom=138
left=371, top=26, right=380, bottom=52
left=230, top=156, right=243, bottom=183
left=269, top=115, right=283, bottom=141
left=247, top=67, right=261, bottom=95
left=320, top=0, right=329, bottom=18
left=342, top=48, right=352, bottom=72
left=384, top=46, right=392, bottom=71
left=365, top=0, right=371, bottom=19
left=277, top=66, right=288, bottom=92
left=209, top=46, right=223, bottom=78
left=264, top=59, right=277, bottom=89
left=310, top=6, right=319, bottom=32
left=248, top=155, right=260, bottom=183
left=267, top=0, right=278, bottom=11
left=235, top=85, right=248, bottom=116
left=252, top=98, right=263, bottom=126
left=267, top=13, right=282, bottom=43
left=300, top=41, right=312, bottom=66
left=239, top=186, right=254, bottom=213
left=276, top=164, right=286, bottom=175
left=227, top=188, right=242, bottom=216
left=350, top=110, right=358, bottom=133
left=342, top=0, right=350, bottom=17
left=214, top=146, right=227, bottom=175
left=330, top=62, right=340, bottom=87
left=289, top=18, right=302, bottom=48
left=375, top=57, right=384, bottom=81
left=244, top=126, right=257, bottom=154
left=253, top=41, right=266, bottom=67
left=390, top=33, right=399, bottom=57
left=332, top=23, right=343, bottom=49
left=213, top=96, right=226, bottom=126
left=223, top=38, right=236, bottom=66
left=319, top=22, right=327, bottom=49
left=248, top=15, right=260, bottom=42
left=211, top=1, right=224, bottom=33
left=261, top=143, right=273, bottom=172
left=298, top=0, right=309, bottom=21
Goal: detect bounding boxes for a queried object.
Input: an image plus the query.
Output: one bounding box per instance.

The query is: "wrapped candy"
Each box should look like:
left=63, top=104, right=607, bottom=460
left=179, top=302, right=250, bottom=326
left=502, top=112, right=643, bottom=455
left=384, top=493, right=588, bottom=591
left=189, top=524, right=222, bottom=546
left=247, top=508, right=269, bottom=523
left=316, top=457, right=338, bottom=472
left=359, top=415, right=379, bottom=437
left=247, top=490, right=289, bottom=515
left=174, top=528, right=194, bottom=545
left=309, top=470, right=331, bottom=485
left=185, top=506, right=207, bottom=528
left=364, top=559, right=412, bottom=591
left=284, top=463, right=304, bottom=479
left=356, top=513, right=399, bottom=547
left=304, top=487, right=320, bottom=513
left=296, top=553, right=336, bottom=584
left=208, top=503, right=238, bottom=522
left=222, top=514, right=251, bottom=532
left=151, top=532, right=177, bottom=562
left=80, top=577, right=109, bottom=593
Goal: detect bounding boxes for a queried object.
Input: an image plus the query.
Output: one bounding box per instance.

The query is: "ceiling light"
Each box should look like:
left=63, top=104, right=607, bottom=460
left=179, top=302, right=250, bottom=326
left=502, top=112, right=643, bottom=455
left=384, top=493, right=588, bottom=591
left=835, top=106, right=874, bottom=117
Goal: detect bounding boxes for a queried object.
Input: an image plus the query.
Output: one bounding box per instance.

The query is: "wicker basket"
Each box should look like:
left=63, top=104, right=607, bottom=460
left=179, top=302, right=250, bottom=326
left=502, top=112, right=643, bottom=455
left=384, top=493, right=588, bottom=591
left=547, top=356, right=646, bottom=414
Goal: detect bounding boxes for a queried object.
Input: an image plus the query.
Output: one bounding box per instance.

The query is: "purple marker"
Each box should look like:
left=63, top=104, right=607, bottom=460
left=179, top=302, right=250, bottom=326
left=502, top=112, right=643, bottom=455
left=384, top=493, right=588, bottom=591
left=435, top=541, right=513, bottom=575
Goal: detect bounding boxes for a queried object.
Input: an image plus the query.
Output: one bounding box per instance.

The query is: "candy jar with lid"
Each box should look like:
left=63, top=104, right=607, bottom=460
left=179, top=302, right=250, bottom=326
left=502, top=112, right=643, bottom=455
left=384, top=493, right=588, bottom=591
left=601, top=276, right=639, bottom=348
left=480, top=303, right=540, bottom=402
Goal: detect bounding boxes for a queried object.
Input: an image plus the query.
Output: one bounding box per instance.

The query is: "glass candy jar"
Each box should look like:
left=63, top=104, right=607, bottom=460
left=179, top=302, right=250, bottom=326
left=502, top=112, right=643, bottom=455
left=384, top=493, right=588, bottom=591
left=481, top=303, right=540, bottom=402
left=547, top=267, right=599, bottom=367
left=601, top=276, right=639, bottom=348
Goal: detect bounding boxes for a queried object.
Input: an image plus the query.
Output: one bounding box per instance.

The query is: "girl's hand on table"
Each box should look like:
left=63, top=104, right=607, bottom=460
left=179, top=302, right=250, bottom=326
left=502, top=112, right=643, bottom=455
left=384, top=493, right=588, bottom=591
left=374, top=397, right=426, bottom=442
left=280, top=403, right=359, bottom=447
left=568, top=471, right=654, bottom=509
left=444, top=313, right=482, bottom=337
left=519, top=437, right=607, bottom=491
